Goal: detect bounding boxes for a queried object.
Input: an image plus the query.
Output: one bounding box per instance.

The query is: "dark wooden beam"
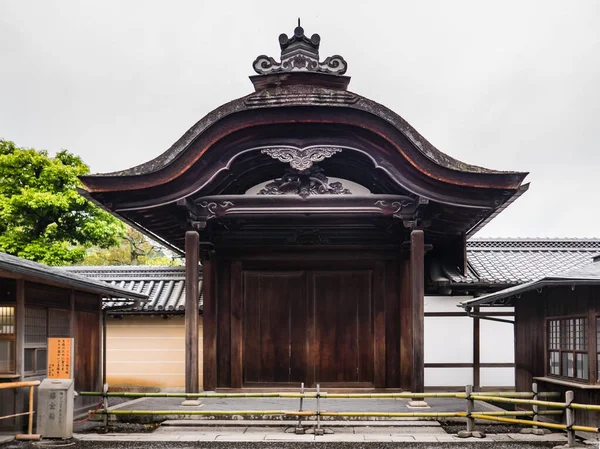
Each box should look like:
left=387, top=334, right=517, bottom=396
left=185, top=231, right=200, bottom=393
left=202, top=250, right=217, bottom=391
left=410, top=229, right=425, bottom=393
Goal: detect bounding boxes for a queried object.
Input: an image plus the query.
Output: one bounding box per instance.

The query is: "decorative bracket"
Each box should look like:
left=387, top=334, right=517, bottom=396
left=261, top=146, right=343, bottom=171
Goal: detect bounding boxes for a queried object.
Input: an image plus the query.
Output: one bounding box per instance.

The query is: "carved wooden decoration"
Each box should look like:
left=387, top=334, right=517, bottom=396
left=258, top=166, right=351, bottom=198
left=261, top=146, right=343, bottom=171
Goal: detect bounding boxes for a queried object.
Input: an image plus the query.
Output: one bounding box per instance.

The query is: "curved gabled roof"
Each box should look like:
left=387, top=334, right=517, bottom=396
left=82, top=84, right=526, bottom=192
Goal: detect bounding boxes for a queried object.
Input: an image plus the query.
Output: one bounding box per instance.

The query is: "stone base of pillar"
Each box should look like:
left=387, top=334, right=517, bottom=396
left=407, top=400, right=429, bottom=408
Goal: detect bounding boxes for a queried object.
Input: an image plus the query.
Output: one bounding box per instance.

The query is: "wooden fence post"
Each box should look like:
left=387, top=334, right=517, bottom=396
left=466, top=384, right=475, bottom=433
left=565, top=390, right=575, bottom=447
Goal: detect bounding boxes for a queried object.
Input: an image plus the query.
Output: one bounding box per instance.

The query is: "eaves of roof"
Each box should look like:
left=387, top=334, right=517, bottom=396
left=0, top=252, right=148, bottom=301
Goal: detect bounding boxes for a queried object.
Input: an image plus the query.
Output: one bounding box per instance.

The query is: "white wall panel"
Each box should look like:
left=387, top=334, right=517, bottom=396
left=425, top=296, right=473, bottom=313
left=481, top=367, right=515, bottom=387
left=425, top=368, right=472, bottom=387
left=424, top=316, right=472, bottom=363
left=480, top=319, right=514, bottom=363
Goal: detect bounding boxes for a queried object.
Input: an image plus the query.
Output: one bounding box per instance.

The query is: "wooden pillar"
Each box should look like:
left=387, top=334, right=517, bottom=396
left=473, top=307, right=481, bottom=391
left=185, top=231, right=200, bottom=393
left=202, top=250, right=217, bottom=391
left=230, top=261, right=242, bottom=388
left=410, top=229, right=425, bottom=393
left=15, top=279, right=25, bottom=380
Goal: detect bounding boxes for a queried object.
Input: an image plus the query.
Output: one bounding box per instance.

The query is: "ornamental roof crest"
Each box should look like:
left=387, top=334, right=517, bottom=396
left=252, top=19, right=347, bottom=76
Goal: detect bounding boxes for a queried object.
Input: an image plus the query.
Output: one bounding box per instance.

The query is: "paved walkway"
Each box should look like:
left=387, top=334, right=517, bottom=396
left=72, top=425, right=570, bottom=443
left=105, top=396, right=499, bottom=414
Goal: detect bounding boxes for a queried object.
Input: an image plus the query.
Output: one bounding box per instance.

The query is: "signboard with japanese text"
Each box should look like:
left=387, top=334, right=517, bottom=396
left=47, top=338, right=74, bottom=379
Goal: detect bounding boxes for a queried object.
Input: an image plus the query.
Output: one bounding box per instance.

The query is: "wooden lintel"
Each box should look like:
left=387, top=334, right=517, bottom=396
left=184, top=230, right=200, bottom=393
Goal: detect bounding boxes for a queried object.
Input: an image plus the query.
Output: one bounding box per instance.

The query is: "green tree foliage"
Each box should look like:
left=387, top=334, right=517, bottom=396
left=0, top=140, right=124, bottom=265
left=81, top=227, right=181, bottom=266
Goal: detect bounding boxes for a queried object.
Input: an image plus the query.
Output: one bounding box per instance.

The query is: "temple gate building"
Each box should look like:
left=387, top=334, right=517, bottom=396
left=79, top=24, right=528, bottom=392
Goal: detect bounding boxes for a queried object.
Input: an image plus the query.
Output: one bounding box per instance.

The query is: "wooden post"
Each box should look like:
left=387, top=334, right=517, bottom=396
left=230, top=261, right=242, bottom=389
left=410, top=230, right=425, bottom=393
left=465, top=384, right=475, bottom=433
left=15, top=280, right=25, bottom=380
left=565, top=390, right=575, bottom=447
left=473, top=307, right=480, bottom=391
left=532, top=382, right=538, bottom=427
left=185, top=231, right=200, bottom=393
left=202, top=251, right=217, bottom=391
left=27, top=385, right=34, bottom=435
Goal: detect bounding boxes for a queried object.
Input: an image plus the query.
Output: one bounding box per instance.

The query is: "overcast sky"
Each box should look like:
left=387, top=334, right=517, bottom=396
left=1, top=0, right=599, bottom=238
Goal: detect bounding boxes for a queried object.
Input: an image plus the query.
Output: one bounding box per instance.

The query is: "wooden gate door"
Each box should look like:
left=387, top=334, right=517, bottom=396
left=243, top=271, right=308, bottom=385
left=242, top=268, right=374, bottom=387
left=313, top=270, right=374, bottom=386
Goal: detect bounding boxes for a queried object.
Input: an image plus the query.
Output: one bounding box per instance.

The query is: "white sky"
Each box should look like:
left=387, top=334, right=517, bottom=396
left=1, top=0, right=599, bottom=238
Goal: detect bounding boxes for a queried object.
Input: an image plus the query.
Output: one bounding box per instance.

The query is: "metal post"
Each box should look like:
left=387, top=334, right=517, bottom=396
left=315, top=384, right=324, bottom=436
left=295, top=383, right=305, bottom=435
left=466, top=384, right=475, bottom=433
left=565, top=390, right=576, bottom=447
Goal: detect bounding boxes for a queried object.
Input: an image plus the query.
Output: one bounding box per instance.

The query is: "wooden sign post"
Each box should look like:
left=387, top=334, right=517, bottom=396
left=47, top=338, right=74, bottom=379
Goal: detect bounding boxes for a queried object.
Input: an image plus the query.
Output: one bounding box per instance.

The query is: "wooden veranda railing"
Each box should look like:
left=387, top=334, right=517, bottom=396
left=0, top=380, right=41, bottom=441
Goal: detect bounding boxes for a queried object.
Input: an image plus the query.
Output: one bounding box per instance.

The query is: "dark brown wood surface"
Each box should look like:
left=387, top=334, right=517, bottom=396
left=410, top=230, right=425, bottom=393
left=243, top=271, right=306, bottom=384
left=314, top=270, right=373, bottom=384
left=211, top=250, right=412, bottom=389
left=74, top=310, right=99, bottom=392
left=185, top=231, right=200, bottom=393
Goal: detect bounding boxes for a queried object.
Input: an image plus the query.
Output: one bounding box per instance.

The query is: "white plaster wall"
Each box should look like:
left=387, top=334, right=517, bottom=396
left=424, top=295, right=515, bottom=388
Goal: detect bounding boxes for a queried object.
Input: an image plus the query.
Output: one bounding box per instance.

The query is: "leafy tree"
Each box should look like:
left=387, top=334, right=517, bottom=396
left=0, top=139, right=124, bottom=265
left=81, top=227, right=182, bottom=266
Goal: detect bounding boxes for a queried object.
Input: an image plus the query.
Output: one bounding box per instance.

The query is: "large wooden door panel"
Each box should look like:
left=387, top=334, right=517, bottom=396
left=313, top=270, right=373, bottom=384
left=243, top=271, right=307, bottom=384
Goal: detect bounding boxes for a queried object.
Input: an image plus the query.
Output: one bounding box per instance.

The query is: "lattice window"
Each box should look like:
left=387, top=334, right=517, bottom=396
left=48, top=309, right=70, bottom=338
left=548, top=317, right=588, bottom=380
left=0, top=306, right=15, bottom=373
left=25, top=308, right=47, bottom=344
left=24, top=307, right=48, bottom=375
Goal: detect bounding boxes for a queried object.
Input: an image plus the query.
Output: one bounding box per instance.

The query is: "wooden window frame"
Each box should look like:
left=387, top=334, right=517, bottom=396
left=24, top=306, right=47, bottom=376
left=0, top=304, right=16, bottom=374
left=547, top=315, right=589, bottom=382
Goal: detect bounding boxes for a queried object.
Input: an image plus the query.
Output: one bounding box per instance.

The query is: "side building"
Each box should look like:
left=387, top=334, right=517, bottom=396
left=0, top=252, right=146, bottom=430
left=67, top=238, right=600, bottom=392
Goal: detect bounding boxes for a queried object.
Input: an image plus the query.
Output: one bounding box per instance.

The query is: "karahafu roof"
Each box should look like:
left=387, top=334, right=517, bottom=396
left=65, top=265, right=202, bottom=314
left=0, top=251, right=148, bottom=303
left=441, top=238, right=600, bottom=286
left=459, top=259, right=600, bottom=309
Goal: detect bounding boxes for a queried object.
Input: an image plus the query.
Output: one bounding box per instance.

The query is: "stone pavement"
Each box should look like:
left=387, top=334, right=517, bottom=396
left=71, top=424, right=570, bottom=443
left=105, top=396, right=499, bottom=414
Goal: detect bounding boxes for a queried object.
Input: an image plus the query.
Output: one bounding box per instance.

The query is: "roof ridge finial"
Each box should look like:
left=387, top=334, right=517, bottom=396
left=252, top=21, right=347, bottom=76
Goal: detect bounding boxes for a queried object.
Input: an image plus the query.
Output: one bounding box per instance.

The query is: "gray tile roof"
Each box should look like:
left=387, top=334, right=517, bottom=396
left=65, top=266, right=202, bottom=313
left=460, top=260, right=600, bottom=308
left=64, top=238, right=600, bottom=312
left=446, top=238, right=600, bottom=285
left=0, top=251, right=148, bottom=301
